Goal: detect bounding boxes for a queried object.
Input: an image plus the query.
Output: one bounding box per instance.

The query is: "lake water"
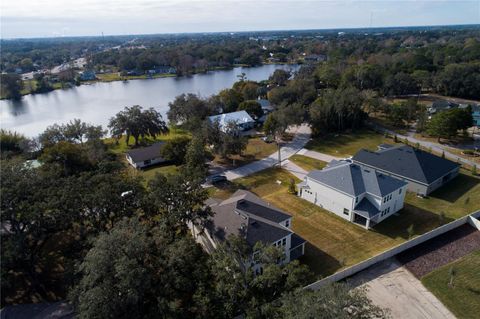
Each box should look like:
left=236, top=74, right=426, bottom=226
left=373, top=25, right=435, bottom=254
left=0, top=64, right=299, bottom=137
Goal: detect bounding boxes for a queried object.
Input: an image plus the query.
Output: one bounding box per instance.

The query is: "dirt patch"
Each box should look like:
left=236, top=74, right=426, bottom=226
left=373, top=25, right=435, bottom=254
left=397, top=224, right=480, bottom=278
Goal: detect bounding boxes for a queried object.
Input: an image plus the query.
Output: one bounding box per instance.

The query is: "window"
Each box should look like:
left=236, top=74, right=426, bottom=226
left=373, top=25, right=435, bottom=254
left=355, top=197, right=358, bottom=203
left=399, top=188, right=402, bottom=194
left=285, top=219, right=290, bottom=228
left=343, top=208, right=349, bottom=215
left=282, top=238, right=286, bottom=246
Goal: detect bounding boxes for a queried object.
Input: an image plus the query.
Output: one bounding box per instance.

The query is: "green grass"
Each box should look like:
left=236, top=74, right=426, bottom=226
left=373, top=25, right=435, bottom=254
left=209, top=166, right=480, bottom=278
left=104, top=127, right=190, bottom=154
left=405, top=170, right=480, bottom=219
left=97, top=72, right=176, bottom=82
left=213, top=137, right=277, bottom=167
left=137, top=164, right=180, bottom=184
left=422, top=250, right=480, bottom=319
left=289, top=155, right=327, bottom=171
left=306, top=129, right=399, bottom=157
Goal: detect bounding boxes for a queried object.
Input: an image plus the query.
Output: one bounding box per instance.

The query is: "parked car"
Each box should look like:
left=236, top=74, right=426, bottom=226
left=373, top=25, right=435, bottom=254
left=206, top=174, right=227, bottom=184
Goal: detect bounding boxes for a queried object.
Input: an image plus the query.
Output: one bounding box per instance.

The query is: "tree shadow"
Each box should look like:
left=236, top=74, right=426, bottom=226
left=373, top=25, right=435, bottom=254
left=429, top=173, right=479, bottom=203
left=373, top=204, right=453, bottom=240
left=298, top=242, right=342, bottom=279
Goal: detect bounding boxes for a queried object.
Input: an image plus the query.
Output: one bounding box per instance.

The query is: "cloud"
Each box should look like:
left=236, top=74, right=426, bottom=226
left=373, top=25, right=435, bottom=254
left=1, top=0, right=478, bottom=38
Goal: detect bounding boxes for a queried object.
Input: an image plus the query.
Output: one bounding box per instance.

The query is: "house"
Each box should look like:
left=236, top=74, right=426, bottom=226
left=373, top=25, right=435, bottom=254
left=304, top=54, right=327, bottom=63
left=473, top=105, right=480, bottom=127
left=125, top=142, right=167, bottom=169
left=202, top=190, right=306, bottom=273
left=208, top=110, right=256, bottom=132
left=352, top=145, right=460, bottom=196
left=79, top=70, right=96, bottom=81
left=298, top=161, right=407, bottom=229
left=427, top=100, right=459, bottom=115
left=257, top=98, right=274, bottom=113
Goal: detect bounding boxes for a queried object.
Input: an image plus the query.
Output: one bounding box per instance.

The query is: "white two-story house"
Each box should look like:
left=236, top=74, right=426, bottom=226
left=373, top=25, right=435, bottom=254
left=298, top=160, right=408, bottom=229
left=200, top=190, right=306, bottom=274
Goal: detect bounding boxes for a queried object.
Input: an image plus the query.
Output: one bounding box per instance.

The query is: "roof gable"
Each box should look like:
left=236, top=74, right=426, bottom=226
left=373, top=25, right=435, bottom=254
left=352, top=146, right=460, bottom=184
left=126, top=142, right=166, bottom=163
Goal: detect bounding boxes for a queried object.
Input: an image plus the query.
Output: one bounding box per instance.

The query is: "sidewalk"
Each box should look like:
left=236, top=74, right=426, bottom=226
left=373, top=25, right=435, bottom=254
left=224, top=124, right=311, bottom=181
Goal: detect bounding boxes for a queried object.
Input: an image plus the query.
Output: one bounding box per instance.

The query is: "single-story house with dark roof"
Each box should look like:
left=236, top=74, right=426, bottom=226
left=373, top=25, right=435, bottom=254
left=125, top=142, right=167, bottom=169
left=352, top=145, right=460, bottom=196
left=298, top=160, right=408, bottom=229
left=201, top=190, right=306, bottom=273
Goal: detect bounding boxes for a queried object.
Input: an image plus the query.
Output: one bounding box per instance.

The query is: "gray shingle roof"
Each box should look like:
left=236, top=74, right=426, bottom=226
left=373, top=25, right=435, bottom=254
left=126, top=142, right=166, bottom=163
left=306, top=161, right=406, bottom=197
left=207, top=190, right=293, bottom=246
left=352, top=145, right=460, bottom=184
left=354, top=198, right=380, bottom=218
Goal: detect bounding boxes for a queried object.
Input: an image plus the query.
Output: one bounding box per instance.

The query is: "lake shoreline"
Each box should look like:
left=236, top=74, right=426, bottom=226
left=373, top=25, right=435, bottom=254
left=1, top=62, right=297, bottom=101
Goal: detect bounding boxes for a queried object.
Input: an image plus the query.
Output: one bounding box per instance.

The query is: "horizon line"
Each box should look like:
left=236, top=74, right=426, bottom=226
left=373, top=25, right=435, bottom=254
left=2, top=23, right=479, bottom=41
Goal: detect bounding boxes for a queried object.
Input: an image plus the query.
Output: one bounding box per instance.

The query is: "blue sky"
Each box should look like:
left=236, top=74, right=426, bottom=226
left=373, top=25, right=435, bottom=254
left=1, top=0, right=479, bottom=38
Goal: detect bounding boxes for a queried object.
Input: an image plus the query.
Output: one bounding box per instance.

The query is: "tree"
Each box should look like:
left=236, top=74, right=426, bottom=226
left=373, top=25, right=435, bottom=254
left=160, top=136, right=191, bottom=164
left=269, top=69, right=291, bottom=86
left=271, top=283, right=389, bottom=319
left=0, top=130, right=34, bottom=156
left=210, top=237, right=313, bottom=318
left=69, top=218, right=213, bottom=319
left=426, top=108, right=473, bottom=142
left=185, top=137, right=208, bottom=180
left=167, top=93, right=214, bottom=130
left=238, top=100, right=263, bottom=119
left=109, top=105, right=168, bottom=146
left=219, top=88, right=244, bottom=113
left=40, top=141, right=93, bottom=176
left=384, top=103, right=408, bottom=127
left=147, top=173, right=212, bottom=236
left=0, top=73, right=23, bottom=100
left=40, top=120, right=105, bottom=147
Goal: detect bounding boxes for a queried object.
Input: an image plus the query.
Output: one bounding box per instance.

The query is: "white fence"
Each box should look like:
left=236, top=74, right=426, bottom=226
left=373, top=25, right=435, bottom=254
left=306, top=210, right=480, bottom=290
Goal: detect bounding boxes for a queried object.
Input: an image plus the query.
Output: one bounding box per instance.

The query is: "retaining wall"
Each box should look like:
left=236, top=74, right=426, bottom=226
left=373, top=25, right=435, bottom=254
left=306, top=210, right=480, bottom=290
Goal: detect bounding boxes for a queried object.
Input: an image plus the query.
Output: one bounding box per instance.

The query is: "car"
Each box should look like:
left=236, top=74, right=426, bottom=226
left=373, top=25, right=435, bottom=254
left=206, top=174, right=227, bottom=184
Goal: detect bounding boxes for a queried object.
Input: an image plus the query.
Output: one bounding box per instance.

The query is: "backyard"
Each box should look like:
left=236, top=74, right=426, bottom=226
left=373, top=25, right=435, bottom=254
left=305, top=129, right=399, bottom=157
left=209, top=162, right=480, bottom=278
left=422, top=250, right=480, bottom=319
left=289, top=154, right=327, bottom=171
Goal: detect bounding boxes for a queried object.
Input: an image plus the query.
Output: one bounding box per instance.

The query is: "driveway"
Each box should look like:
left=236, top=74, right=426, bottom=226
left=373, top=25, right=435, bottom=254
left=348, top=258, right=455, bottom=319
left=281, top=160, right=308, bottom=180
left=297, top=148, right=342, bottom=162
left=224, top=124, right=311, bottom=181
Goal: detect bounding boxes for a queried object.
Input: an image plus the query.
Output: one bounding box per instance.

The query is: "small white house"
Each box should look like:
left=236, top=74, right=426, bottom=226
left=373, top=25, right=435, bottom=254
left=208, top=110, right=255, bottom=132
left=126, top=142, right=167, bottom=169
left=298, top=160, right=408, bottom=229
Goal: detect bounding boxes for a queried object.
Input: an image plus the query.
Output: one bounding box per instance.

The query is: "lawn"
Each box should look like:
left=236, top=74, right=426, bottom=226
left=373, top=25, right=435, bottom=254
left=305, top=129, right=399, bottom=157
left=97, top=72, right=176, bottom=82
left=136, top=164, right=180, bottom=184
left=213, top=137, right=277, bottom=168
left=209, top=166, right=480, bottom=278
left=289, top=155, right=327, bottom=171
left=104, top=127, right=190, bottom=154
left=405, top=169, right=480, bottom=219
left=422, top=250, right=480, bottom=319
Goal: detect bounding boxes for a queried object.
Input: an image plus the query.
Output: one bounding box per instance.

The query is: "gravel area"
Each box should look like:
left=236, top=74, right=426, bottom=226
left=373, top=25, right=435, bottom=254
left=397, top=224, right=480, bottom=278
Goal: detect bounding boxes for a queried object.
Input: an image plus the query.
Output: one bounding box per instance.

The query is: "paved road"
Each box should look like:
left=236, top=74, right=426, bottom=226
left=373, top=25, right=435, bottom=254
left=224, top=124, right=311, bottom=181
left=349, top=258, right=455, bottom=319
left=370, top=123, right=477, bottom=168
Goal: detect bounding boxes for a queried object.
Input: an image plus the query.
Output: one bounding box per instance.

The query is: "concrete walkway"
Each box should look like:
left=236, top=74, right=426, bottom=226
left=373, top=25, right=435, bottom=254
left=369, top=122, right=477, bottom=168
left=224, top=124, right=311, bottom=181
left=281, top=160, right=308, bottom=180
left=297, top=148, right=342, bottom=163
left=349, top=258, right=456, bottom=319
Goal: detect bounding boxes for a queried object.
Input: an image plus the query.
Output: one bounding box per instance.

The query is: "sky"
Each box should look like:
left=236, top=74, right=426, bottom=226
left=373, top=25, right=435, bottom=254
left=1, top=0, right=479, bottom=39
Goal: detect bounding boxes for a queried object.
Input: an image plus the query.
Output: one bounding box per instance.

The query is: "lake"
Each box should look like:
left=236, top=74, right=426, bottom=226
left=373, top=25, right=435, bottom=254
left=0, top=64, right=299, bottom=137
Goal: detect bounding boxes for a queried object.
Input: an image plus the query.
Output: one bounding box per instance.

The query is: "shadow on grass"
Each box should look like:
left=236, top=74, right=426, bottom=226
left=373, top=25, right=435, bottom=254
left=373, top=204, right=453, bottom=240
left=430, top=173, right=480, bottom=203
left=298, top=242, right=342, bottom=279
